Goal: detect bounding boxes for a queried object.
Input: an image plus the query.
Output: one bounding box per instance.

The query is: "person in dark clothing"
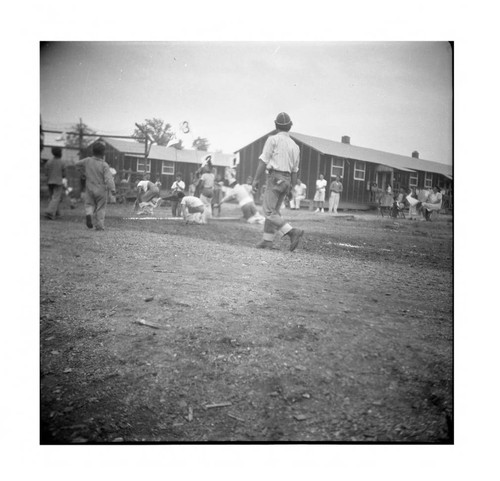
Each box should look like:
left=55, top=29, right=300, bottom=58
left=44, top=147, right=66, bottom=220
left=75, top=142, right=116, bottom=230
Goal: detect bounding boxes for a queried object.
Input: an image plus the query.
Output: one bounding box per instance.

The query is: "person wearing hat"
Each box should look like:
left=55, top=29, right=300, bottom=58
left=251, top=112, right=304, bottom=251
left=75, top=141, right=116, bottom=230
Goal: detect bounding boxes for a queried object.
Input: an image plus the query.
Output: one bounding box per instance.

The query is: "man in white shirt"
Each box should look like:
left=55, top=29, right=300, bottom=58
left=170, top=174, right=185, bottom=217
left=136, top=174, right=159, bottom=202
left=178, top=192, right=206, bottom=224
left=290, top=179, right=307, bottom=210
left=251, top=112, right=304, bottom=251
left=215, top=168, right=264, bottom=224
left=328, top=175, right=343, bottom=214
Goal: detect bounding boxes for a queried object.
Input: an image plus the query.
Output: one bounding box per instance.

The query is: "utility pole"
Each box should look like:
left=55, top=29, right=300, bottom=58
left=78, top=118, right=84, bottom=159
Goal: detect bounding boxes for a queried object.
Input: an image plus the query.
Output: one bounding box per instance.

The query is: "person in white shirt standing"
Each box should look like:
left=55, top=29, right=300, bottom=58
left=251, top=112, right=304, bottom=251
left=314, top=174, right=327, bottom=213
left=170, top=174, right=185, bottom=217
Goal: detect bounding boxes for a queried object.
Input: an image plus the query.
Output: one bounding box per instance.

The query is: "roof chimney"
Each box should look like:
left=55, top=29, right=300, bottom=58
left=412, top=151, right=419, bottom=158
left=341, top=135, right=350, bottom=144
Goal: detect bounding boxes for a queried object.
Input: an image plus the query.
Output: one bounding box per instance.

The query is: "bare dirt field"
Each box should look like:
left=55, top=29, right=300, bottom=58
left=40, top=201, right=453, bottom=443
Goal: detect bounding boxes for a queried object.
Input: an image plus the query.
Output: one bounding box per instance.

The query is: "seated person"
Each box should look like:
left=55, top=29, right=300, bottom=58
left=290, top=179, right=307, bottom=210
left=378, top=189, right=393, bottom=216
left=391, top=188, right=406, bottom=218
left=419, top=185, right=442, bottom=221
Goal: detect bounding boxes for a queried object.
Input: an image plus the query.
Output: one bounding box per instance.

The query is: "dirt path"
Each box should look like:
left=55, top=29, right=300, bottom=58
left=40, top=203, right=453, bottom=442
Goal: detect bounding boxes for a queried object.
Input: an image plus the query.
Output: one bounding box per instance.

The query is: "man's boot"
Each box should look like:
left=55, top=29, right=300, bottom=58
left=287, top=228, right=304, bottom=252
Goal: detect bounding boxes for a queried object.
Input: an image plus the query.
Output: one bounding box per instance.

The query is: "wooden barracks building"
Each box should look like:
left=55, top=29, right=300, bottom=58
left=84, top=137, right=237, bottom=185
left=41, top=133, right=237, bottom=198
left=236, top=131, right=453, bottom=210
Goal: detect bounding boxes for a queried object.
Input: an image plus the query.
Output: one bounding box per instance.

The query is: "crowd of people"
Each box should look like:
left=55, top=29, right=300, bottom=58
left=372, top=183, right=445, bottom=221
left=163, top=155, right=266, bottom=225
left=42, top=113, right=448, bottom=250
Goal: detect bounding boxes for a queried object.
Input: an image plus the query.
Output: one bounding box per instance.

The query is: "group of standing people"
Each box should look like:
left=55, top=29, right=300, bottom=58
left=172, top=155, right=218, bottom=224
left=313, top=174, right=343, bottom=214
left=162, top=155, right=220, bottom=225
left=44, top=141, right=116, bottom=230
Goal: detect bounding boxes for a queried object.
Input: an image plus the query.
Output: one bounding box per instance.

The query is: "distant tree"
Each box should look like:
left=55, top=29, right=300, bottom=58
left=65, top=122, right=97, bottom=149
left=192, top=136, right=210, bottom=151
left=132, top=118, right=173, bottom=146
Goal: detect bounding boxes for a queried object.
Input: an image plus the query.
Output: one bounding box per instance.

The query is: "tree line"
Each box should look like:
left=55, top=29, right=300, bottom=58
left=63, top=118, right=210, bottom=151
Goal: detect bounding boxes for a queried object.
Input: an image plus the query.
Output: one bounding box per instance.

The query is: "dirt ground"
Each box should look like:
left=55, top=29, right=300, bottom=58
left=40, top=200, right=453, bottom=443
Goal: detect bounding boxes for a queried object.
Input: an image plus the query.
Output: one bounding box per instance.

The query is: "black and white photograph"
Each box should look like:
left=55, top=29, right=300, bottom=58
left=4, top=0, right=500, bottom=479
left=39, top=40, right=453, bottom=444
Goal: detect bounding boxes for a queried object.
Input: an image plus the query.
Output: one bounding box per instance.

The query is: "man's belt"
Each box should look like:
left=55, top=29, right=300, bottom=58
left=267, top=169, right=291, bottom=176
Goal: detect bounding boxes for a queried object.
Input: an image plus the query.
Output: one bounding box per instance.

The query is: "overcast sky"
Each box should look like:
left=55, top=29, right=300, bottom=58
left=40, top=42, right=452, bottom=164
left=40, top=41, right=452, bottom=164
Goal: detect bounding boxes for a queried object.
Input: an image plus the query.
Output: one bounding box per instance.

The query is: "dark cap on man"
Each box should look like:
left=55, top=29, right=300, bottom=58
left=274, top=112, right=293, bottom=131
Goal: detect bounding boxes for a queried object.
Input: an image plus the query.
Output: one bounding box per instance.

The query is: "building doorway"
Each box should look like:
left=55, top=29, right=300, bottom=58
left=376, top=171, right=393, bottom=191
